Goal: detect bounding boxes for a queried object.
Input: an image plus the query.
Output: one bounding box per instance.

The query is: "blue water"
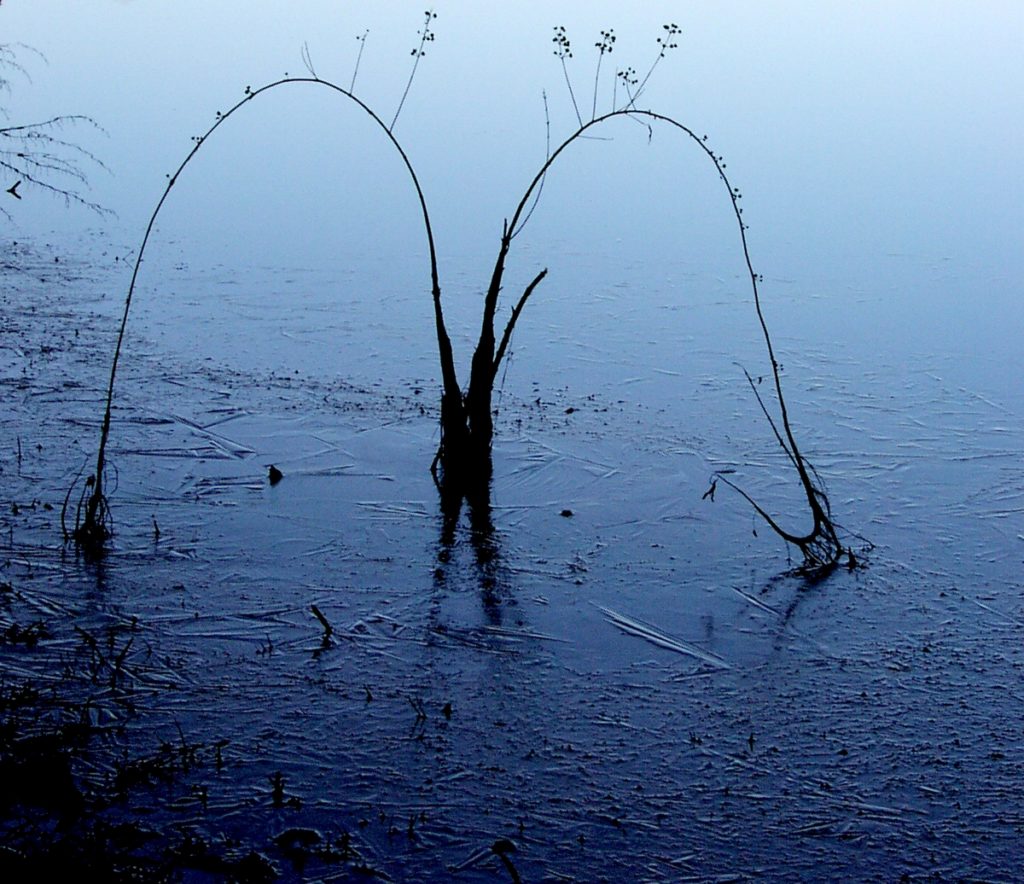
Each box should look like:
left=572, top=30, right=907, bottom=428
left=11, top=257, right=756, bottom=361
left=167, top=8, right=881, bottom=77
left=2, top=4, right=1022, bottom=880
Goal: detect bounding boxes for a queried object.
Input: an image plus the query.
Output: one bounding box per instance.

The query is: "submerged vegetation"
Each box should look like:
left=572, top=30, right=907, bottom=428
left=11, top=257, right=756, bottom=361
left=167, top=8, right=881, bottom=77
left=69, top=14, right=850, bottom=571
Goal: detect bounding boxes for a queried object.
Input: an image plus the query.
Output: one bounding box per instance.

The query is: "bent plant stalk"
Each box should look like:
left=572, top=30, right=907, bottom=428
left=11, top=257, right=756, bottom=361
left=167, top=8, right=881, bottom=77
left=465, top=107, right=845, bottom=570
left=72, top=75, right=463, bottom=554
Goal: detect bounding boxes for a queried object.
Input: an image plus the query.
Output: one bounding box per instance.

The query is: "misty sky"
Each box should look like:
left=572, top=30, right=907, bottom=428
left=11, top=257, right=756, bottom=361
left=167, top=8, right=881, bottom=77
left=3, top=1, right=1021, bottom=371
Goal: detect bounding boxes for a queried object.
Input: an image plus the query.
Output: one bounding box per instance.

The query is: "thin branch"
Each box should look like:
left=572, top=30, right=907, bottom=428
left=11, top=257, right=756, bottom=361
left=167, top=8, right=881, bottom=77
left=0, top=46, right=110, bottom=214
left=493, top=268, right=548, bottom=379
left=0, top=114, right=111, bottom=214
left=591, top=29, right=615, bottom=121
left=350, top=30, right=369, bottom=93
left=510, top=91, right=551, bottom=240
left=300, top=42, right=318, bottom=80
left=552, top=27, right=582, bottom=128
left=391, top=9, right=436, bottom=132
left=629, top=23, right=680, bottom=109
left=0, top=42, right=45, bottom=94
left=713, top=472, right=806, bottom=546
left=614, top=67, right=638, bottom=112
left=736, top=363, right=798, bottom=471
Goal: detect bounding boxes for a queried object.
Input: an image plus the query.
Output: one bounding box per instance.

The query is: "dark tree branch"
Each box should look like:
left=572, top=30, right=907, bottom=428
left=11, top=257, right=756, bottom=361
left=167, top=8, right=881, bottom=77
left=493, top=268, right=548, bottom=380
left=0, top=114, right=110, bottom=215
left=1, top=43, right=111, bottom=217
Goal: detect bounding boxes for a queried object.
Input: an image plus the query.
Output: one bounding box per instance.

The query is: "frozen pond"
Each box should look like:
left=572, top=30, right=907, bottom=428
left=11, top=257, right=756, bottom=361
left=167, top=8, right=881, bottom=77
left=2, top=3, right=1022, bottom=880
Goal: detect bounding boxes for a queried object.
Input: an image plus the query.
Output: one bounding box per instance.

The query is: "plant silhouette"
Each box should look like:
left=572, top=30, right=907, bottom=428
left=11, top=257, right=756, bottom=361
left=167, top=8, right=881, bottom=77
left=71, top=20, right=849, bottom=571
